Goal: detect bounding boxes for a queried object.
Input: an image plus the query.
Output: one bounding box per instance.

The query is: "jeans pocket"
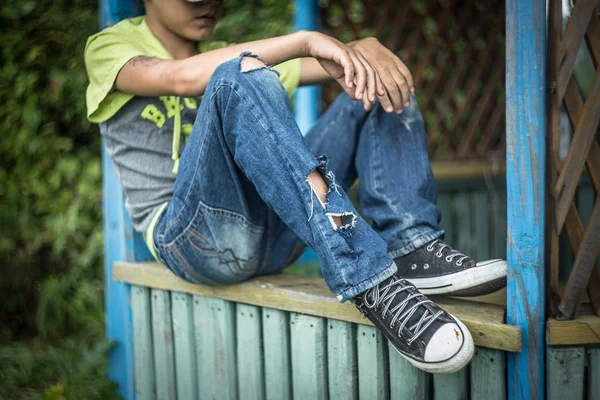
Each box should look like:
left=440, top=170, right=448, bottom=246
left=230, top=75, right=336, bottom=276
left=161, top=201, right=266, bottom=285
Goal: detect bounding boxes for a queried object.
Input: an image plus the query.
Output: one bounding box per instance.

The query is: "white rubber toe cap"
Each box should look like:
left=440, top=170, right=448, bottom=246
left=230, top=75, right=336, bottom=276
left=423, top=323, right=465, bottom=363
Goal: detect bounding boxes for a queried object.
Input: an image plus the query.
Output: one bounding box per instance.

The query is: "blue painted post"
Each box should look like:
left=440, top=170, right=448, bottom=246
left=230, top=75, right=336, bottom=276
left=294, top=0, right=321, bottom=135
left=505, top=0, right=546, bottom=399
left=294, top=0, right=320, bottom=263
left=99, top=1, right=146, bottom=399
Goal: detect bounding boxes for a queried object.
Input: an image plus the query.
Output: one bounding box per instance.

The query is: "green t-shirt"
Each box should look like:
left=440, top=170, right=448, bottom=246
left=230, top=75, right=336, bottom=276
left=83, top=16, right=301, bottom=237
left=85, top=16, right=301, bottom=123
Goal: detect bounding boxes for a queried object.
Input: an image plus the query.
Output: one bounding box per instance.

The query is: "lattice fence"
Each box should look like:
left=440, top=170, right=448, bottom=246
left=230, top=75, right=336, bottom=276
left=548, top=0, right=600, bottom=320
left=318, top=0, right=506, bottom=161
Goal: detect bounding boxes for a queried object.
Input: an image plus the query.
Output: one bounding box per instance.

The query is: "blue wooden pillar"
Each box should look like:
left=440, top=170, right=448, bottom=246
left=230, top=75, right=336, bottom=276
left=294, top=0, right=321, bottom=134
left=100, top=2, right=146, bottom=399
left=505, top=0, right=546, bottom=399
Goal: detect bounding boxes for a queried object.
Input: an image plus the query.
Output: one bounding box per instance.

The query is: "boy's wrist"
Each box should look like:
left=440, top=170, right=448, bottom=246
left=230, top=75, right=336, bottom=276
left=294, top=30, right=318, bottom=58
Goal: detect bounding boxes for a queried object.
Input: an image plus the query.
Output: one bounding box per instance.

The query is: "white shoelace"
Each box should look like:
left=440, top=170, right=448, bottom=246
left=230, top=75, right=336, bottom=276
left=426, top=239, right=470, bottom=266
left=362, top=279, right=443, bottom=345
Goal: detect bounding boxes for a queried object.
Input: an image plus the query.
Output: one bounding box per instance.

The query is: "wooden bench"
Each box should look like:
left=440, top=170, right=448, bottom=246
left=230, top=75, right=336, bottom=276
left=114, top=261, right=520, bottom=399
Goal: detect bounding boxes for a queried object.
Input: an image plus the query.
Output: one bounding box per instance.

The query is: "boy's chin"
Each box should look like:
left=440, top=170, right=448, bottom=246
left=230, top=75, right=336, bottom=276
left=183, top=26, right=216, bottom=42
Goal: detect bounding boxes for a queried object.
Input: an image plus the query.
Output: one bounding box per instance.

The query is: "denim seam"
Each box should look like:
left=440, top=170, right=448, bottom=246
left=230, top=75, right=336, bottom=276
left=336, top=261, right=397, bottom=302
left=387, top=230, right=444, bottom=259
left=198, top=200, right=265, bottom=233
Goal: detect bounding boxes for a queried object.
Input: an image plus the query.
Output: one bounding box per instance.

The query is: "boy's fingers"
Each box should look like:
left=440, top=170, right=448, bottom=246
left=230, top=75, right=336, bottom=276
left=377, top=91, right=394, bottom=113
left=375, top=70, right=385, bottom=97
left=392, top=72, right=411, bottom=108
left=348, top=51, right=366, bottom=99
left=340, top=52, right=354, bottom=88
left=380, top=71, right=404, bottom=112
left=396, top=62, right=414, bottom=93
left=356, top=52, right=376, bottom=102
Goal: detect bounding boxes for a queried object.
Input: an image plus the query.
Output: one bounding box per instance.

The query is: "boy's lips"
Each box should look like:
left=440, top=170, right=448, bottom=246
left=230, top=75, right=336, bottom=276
left=193, top=15, right=216, bottom=26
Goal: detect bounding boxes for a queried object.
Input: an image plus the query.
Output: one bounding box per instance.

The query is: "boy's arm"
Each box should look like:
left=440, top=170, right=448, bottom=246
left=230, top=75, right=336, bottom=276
left=116, top=30, right=381, bottom=110
left=299, top=38, right=415, bottom=113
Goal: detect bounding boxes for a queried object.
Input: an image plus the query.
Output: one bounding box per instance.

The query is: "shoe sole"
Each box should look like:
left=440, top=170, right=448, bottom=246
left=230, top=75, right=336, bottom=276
left=389, top=313, right=475, bottom=374
left=405, top=260, right=507, bottom=297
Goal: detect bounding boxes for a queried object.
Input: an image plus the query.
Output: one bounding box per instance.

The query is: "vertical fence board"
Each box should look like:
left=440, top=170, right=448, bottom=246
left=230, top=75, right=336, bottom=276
left=151, top=289, right=176, bottom=400
left=131, top=286, right=155, bottom=400
left=290, top=313, right=327, bottom=400
left=438, top=192, right=455, bottom=247
left=263, top=308, right=292, bottom=400
left=471, top=347, right=506, bottom=400
left=589, top=348, right=600, bottom=399
left=473, top=191, right=490, bottom=260
left=491, top=190, right=507, bottom=260
left=389, top=344, right=431, bottom=400
left=194, top=296, right=237, bottom=400
left=327, top=320, right=357, bottom=400
left=357, top=325, right=389, bottom=400
left=547, top=347, right=585, bottom=400
left=237, top=304, right=265, bottom=400
left=171, top=292, right=197, bottom=400
left=455, top=192, right=473, bottom=257
left=433, top=368, right=468, bottom=400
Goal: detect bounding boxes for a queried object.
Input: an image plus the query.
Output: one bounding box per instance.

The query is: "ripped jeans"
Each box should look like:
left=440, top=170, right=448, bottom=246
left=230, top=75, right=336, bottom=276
left=152, top=54, right=443, bottom=302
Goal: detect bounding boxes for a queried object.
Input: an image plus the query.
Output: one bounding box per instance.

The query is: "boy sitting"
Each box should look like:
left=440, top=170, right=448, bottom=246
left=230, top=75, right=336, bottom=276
left=85, top=0, right=507, bottom=373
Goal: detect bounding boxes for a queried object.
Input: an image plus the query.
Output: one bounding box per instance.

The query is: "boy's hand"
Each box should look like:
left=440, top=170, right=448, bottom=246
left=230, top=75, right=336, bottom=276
left=352, top=37, right=414, bottom=113
left=305, top=32, right=384, bottom=110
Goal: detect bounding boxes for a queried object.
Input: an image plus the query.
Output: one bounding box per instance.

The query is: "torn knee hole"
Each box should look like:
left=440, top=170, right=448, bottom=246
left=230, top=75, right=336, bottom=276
left=240, top=55, right=267, bottom=72
left=305, top=163, right=357, bottom=231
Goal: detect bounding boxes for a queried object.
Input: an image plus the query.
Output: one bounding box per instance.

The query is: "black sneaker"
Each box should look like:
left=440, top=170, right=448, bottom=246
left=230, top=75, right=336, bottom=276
left=354, top=274, right=474, bottom=374
left=394, top=239, right=507, bottom=297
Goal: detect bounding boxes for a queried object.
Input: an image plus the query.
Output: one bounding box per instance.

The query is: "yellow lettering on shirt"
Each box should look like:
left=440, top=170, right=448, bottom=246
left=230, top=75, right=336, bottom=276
left=159, top=96, right=184, bottom=118
left=183, top=98, right=198, bottom=109
left=141, top=104, right=166, bottom=128
left=182, top=124, right=193, bottom=136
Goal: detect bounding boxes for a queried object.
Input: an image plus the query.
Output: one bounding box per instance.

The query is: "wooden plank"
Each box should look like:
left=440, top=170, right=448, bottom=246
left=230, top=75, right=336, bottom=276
left=171, top=292, right=196, bottom=400
left=262, top=308, right=292, bottom=400
left=586, top=12, right=600, bottom=67
left=327, top=320, right=357, bottom=400
left=546, top=313, right=600, bottom=345
left=433, top=368, right=468, bottom=400
left=290, top=313, right=327, bottom=400
left=546, top=347, right=585, bottom=400
left=473, top=191, right=490, bottom=261
left=559, top=199, right=600, bottom=318
left=237, top=304, right=265, bottom=400
left=438, top=192, right=454, bottom=248
left=588, top=348, right=600, bottom=398
left=194, top=296, right=238, bottom=399
left=150, top=289, right=176, bottom=400
left=356, top=325, right=388, bottom=400
left=389, top=344, right=431, bottom=400
left=114, top=262, right=522, bottom=352
left=578, top=185, right=600, bottom=316
left=556, top=0, right=595, bottom=100
left=506, top=0, right=547, bottom=398
left=470, top=347, right=506, bottom=400
left=131, top=286, right=155, bottom=400
left=455, top=192, right=473, bottom=257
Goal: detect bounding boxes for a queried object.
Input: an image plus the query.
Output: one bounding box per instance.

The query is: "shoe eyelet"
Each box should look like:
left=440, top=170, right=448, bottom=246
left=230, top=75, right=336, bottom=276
left=411, top=263, right=417, bottom=270
left=436, top=251, right=443, bottom=258
left=424, top=263, right=430, bottom=269
left=456, top=261, right=463, bottom=266
left=426, top=245, right=434, bottom=252
left=445, top=256, right=452, bottom=262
